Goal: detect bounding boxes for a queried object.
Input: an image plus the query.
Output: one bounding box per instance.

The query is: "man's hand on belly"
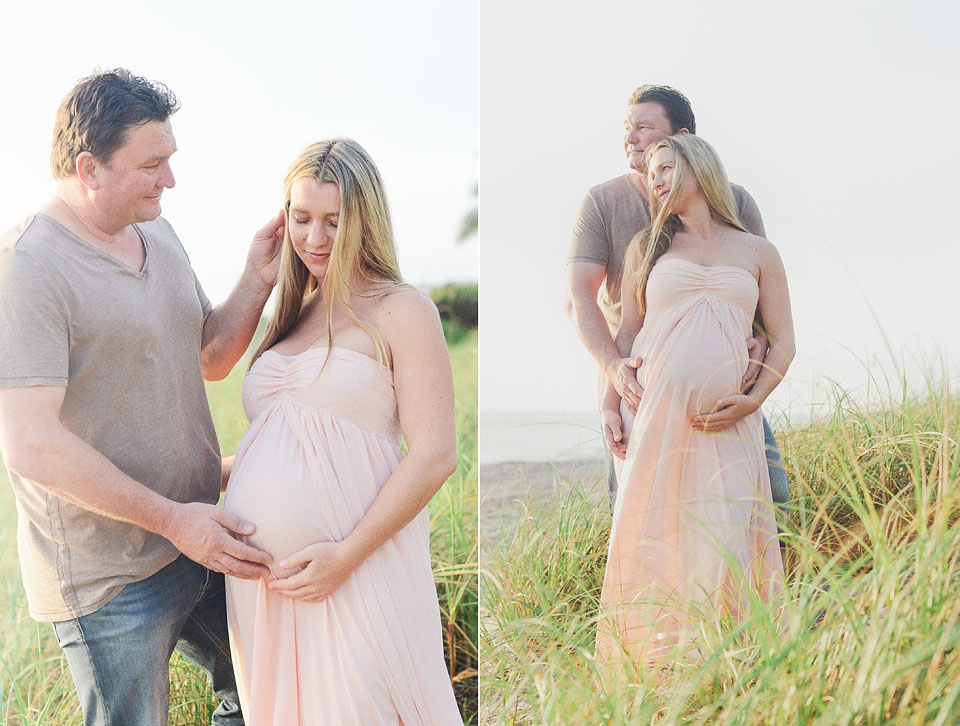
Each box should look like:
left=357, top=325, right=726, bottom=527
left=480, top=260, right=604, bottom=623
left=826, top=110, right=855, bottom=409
left=607, top=355, right=645, bottom=412
left=162, top=502, right=273, bottom=579
left=740, top=337, right=763, bottom=393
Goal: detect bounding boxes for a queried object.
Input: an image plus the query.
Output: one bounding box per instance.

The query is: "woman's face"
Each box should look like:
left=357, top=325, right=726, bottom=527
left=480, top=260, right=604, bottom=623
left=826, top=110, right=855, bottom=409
left=289, top=178, right=340, bottom=280
left=647, top=146, right=680, bottom=204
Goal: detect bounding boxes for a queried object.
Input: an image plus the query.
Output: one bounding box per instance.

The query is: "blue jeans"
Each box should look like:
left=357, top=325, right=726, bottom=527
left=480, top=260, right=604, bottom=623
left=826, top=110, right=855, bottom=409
left=604, top=414, right=791, bottom=519
left=762, top=415, right=790, bottom=515
left=52, top=555, right=243, bottom=726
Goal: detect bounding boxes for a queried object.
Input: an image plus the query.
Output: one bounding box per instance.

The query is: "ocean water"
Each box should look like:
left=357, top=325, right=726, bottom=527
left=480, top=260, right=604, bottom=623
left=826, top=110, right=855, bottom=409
left=480, top=410, right=604, bottom=464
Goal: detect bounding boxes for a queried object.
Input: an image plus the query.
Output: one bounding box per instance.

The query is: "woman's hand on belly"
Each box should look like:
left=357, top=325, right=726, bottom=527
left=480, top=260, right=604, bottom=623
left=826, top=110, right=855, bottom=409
left=691, top=393, right=760, bottom=432
left=268, top=540, right=360, bottom=602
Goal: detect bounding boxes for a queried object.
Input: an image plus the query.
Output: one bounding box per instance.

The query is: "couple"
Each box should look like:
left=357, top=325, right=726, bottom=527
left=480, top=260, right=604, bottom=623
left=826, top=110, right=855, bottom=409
left=566, top=86, right=794, bottom=666
left=0, top=69, right=463, bottom=724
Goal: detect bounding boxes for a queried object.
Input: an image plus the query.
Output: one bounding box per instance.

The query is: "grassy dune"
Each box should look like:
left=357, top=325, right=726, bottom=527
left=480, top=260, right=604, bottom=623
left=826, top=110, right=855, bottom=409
left=0, top=330, right=478, bottom=725
left=481, top=377, right=960, bottom=724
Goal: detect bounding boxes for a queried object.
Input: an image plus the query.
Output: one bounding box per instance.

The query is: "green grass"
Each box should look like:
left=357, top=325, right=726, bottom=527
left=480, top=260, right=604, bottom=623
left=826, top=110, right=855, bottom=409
left=0, top=330, right=477, bottom=725
left=481, top=374, right=960, bottom=725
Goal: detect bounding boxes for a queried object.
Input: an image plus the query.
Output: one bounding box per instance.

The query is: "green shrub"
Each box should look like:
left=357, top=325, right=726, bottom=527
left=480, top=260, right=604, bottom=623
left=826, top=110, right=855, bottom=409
left=441, top=319, right=469, bottom=345
left=431, top=283, right=478, bottom=329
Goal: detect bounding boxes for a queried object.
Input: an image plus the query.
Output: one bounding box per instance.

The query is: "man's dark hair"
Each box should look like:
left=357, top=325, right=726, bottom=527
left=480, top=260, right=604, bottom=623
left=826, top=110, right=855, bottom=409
left=50, top=68, right=180, bottom=179
left=628, top=85, right=696, bottom=135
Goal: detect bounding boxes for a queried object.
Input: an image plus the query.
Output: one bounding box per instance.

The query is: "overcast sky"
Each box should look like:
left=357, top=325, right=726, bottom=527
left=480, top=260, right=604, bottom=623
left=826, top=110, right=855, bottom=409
left=0, top=0, right=477, bottom=302
left=479, top=0, right=960, bottom=420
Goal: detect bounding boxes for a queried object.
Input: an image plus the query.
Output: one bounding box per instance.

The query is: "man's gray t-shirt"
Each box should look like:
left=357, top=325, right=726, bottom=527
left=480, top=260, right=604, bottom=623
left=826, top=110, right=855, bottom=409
left=0, top=214, right=221, bottom=621
left=568, top=173, right=766, bottom=333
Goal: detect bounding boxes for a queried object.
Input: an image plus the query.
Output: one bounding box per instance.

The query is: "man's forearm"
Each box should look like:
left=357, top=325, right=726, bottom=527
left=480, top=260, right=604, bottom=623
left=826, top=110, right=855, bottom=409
left=4, top=425, right=177, bottom=538
left=201, top=270, right=273, bottom=380
left=613, top=322, right=639, bottom=359
left=569, top=296, right=620, bottom=375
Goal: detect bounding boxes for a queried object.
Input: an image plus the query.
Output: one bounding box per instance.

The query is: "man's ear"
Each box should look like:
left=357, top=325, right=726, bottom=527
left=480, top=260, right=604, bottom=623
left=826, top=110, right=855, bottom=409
left=677, top=128, right=690, bottom=135
left=75, top=152, right=100, bottom=190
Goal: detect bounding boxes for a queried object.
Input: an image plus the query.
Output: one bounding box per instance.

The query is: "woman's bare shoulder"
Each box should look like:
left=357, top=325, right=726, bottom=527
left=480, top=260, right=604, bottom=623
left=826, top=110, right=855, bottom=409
left=370, top=284, right=439, bottom=329
left=729, top=229, right=780, bottom=257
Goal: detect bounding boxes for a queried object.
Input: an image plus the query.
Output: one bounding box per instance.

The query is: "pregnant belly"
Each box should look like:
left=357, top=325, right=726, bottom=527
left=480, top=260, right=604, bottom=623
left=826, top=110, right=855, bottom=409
left=637, top=319, right=747, bottom=418
left=222, top=422, right=340, bottom=579
left=222, top=412, right=401, bottom=579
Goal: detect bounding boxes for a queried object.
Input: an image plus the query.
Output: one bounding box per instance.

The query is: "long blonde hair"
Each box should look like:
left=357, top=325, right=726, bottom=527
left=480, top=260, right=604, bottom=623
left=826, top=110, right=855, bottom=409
left=633, top=134, right=747, bottom=314
left=251, top=138, right=405, bottom=368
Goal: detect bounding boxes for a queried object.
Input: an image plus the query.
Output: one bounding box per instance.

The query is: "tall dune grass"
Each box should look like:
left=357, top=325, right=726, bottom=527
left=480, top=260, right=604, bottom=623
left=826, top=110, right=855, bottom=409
left=0, top=330, right=477, bottom=725
left=481, top=374, right=960, bottom=724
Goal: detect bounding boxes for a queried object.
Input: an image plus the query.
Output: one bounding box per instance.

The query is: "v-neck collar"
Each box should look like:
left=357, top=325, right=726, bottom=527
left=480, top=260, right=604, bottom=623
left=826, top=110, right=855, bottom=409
left=36, top=213, right=150, bottom=278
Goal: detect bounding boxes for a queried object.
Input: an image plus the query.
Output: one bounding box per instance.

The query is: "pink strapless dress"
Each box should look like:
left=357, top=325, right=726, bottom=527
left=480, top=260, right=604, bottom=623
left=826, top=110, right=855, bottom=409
left=597, top=258, right=784, bottom=665
left=223, top=347, right=462, bottom=725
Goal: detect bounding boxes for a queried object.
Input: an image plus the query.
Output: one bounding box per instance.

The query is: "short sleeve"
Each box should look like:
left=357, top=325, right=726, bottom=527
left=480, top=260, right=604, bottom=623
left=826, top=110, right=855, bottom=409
left=568, top=190, right=609, bottom=266
left=0, top=250, right=70, bottom=386
left=735, top=186, right=767, bottom=238
left=193, top=270, right=212, bottom=318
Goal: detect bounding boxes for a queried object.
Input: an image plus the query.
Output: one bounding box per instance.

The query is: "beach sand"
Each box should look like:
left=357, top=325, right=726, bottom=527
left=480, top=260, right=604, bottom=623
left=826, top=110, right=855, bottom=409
left=479, top=457, right=606, bottom=547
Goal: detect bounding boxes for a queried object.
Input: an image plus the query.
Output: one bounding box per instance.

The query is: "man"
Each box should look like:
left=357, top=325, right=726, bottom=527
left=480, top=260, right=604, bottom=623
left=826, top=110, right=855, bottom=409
left=566, top=84, right=789, bottom=516
left=0, top=69, right=281, bottom=725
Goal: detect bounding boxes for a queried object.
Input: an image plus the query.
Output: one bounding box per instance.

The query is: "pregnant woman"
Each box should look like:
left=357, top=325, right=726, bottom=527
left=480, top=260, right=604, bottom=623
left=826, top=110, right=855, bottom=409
left=222, top=138, right=463, bottom=724
left=596, top=134, right=793, bottom=668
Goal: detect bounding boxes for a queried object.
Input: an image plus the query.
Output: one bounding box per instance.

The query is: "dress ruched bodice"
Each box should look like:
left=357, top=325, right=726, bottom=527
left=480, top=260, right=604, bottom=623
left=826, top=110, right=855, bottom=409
left=243, top=347, right=400, bottom=444
left=644, top=257, right=758, bottom=321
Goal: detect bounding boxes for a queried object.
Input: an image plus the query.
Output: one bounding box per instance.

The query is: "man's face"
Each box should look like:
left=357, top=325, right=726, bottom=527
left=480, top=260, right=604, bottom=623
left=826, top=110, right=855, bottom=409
left=623, top=102, right=674, bottom=174
left=92, top=119, right=177, bottom=225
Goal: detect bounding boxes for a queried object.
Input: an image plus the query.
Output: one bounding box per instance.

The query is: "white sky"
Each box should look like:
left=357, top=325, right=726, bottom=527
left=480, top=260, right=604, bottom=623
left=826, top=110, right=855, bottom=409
left=479, top=0, right=960, bottom=420
left=0, top=0, right=477, bottom=302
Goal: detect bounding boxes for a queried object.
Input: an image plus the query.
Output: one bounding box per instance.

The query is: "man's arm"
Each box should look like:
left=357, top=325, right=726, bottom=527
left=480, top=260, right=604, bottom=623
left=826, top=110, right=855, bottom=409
left=566, top=261, right=644, bottom=403
left=736, top=186, right=769, bottom=392
left=0, top=386, right=272, bottom=578
left=200, top=211, right=284, bottom=380
left=566, top=261, right=619, bottom=370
